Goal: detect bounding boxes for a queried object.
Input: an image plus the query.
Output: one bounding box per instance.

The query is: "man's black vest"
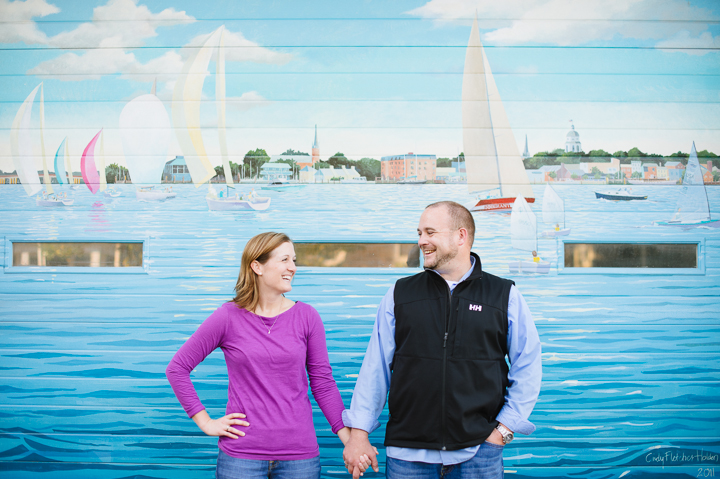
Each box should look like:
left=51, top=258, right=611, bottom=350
left=385, top=253, right=514, bottom=451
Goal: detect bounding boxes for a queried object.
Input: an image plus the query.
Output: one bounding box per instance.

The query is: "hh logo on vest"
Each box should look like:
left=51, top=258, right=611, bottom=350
left=469, top=304, right=482, bottom=312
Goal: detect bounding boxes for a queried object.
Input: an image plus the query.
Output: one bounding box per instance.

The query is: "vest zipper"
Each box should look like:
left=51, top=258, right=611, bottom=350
left=441, top=284, right=452, bottom=451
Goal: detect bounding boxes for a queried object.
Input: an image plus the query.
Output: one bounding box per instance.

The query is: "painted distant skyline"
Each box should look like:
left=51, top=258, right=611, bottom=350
left=1, top=0, right=719, bottom=173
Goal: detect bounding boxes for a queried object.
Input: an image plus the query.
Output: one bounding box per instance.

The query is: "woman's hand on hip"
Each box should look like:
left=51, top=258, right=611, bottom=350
left=192, top=410, right=249, bottom=439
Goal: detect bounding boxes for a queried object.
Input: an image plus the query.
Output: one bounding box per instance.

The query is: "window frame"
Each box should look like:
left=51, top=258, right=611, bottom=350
left=558, top=238, right=705, bottom=275
left=292, top=239, right=423, bottom=270
left=3, top=237, right=150, bottom=274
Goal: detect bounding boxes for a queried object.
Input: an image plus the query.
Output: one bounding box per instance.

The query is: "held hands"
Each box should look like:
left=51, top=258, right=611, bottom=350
left=343, top=428, right=380, bottom=478
left=192, top=410, right=249, bottom=440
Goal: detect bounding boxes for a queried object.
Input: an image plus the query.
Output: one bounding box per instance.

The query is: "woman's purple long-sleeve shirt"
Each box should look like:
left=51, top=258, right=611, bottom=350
left=166, top=301, right=346, bottom=460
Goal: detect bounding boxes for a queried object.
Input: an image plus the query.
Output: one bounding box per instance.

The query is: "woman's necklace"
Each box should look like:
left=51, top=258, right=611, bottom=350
left=257, top=313, right=280, bottom=334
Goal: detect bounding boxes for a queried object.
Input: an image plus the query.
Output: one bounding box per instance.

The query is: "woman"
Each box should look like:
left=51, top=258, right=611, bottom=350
left=166, top=232, right=369, bottom=478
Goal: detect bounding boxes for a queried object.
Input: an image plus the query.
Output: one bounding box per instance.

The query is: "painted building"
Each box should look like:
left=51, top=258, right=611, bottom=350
left=642, top=162, right=659, bottom=179
left=565, top=123, right=582, bottom=153
left=657, top=165, right=669, bottom=180
left=260, top=161, right=292, bottom=181
left=380, top=153, right=437, bottom=182
left=162, top=156, right=192, bottom=183
left=299, top=165, right=316, bottom=183
left=631, top=160, right=643, bottom=176
left=665, top=161, right=685, bottom=181
left=314, top=165, right=360, bottom=183
left=579, top=158, right=620, bottom=175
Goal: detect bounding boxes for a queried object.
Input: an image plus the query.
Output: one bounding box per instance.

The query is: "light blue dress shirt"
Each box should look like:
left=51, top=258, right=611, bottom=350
left=342, top=257, right=542, bottom=465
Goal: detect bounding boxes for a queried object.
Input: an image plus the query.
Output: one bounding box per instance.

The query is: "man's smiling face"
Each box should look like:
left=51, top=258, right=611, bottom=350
left=417, top=205, right=459, bottom=271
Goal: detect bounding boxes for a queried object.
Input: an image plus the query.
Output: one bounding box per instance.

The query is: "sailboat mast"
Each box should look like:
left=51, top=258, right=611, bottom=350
left=39, top=84, right=54, bottom=194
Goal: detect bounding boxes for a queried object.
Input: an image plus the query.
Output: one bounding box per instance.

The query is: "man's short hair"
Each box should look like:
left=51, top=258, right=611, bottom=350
left=425, top=201, right=475, bottom=247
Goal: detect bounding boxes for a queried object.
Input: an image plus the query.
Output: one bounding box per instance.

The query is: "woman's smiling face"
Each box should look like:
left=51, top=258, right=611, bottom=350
left=255, top=241, right=297, bottom=295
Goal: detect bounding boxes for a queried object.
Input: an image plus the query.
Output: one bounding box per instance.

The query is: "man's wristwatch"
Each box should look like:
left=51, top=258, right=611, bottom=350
left=496, top=424, right=514, bottom=445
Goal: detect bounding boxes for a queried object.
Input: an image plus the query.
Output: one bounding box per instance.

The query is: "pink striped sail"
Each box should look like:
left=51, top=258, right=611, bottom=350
left=81, top=130, right=102, bottom=193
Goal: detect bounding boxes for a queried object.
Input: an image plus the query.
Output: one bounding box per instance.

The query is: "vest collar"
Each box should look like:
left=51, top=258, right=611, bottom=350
left=426, top=252, right=484, bottom=284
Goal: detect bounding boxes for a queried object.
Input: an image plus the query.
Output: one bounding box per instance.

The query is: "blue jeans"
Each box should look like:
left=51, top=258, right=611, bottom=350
left=386, top=442, right=504, bottom=479
left=216, top=449, right=321, bottom=479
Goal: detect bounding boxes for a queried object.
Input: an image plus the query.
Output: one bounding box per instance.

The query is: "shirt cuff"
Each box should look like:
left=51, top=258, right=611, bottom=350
left=496, top=406, right=536, bottom=435
left=342, top=409, right=380, bottom=434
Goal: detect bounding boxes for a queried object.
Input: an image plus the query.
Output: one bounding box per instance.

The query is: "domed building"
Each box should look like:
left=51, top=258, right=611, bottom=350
left=565, top=123, right=582, bottom=153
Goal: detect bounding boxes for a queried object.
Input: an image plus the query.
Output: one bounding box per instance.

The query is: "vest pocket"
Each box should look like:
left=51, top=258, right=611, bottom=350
left=386, top=355, right=443, bottom=445
left=452, top=298, right=505, bottom=360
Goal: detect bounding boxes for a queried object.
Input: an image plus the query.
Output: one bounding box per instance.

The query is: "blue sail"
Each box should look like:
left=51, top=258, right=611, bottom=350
left=54, top=137, right=68, bottom=185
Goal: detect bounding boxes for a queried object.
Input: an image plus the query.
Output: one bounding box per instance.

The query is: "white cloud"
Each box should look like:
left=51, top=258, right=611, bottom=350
left=0, top=0, right=59, bottom=44
left=48, top=0, right=193, bottom=49
left=227, top=91, right=271, bottom=111
left=407, top=0, right=719, bottom=53
left=186, top=29, right=293, bottom=65
left=656, top=31, right=720, bottom=56
left=25, top=1, right=291, bottom=83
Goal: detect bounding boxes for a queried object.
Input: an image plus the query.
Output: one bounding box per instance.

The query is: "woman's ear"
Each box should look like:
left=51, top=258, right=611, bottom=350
left=250, top=260, right=263, bottom=276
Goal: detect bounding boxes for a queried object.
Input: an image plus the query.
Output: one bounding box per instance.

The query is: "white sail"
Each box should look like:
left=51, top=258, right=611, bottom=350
left=65, top=138, right=73, bottom=185
left=462, top=17, right=498, bottom=194
left=38, top=85, right=54, bottom=194
left=463, top=16, right=533, bottom=199
left=119, top=94, right=171, bottom=187
left=484, top=53, right=534, bottom=199
left=670, top=142, right=711, bottom=224
left=216, top=27, right=234, bottom=187
left=511, top=196, right=537, bottom=252
left=542, top=183, right=564, bottom=225
left=11, top=84, right=43, bottom=196
left=171, top=27, right=223, bottom=187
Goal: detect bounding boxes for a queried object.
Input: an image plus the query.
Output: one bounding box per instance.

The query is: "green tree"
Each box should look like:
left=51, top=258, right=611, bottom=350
left=571, top=173, right=580, bottom=180
left=327, top=152, right=349, bottom=168
left=613, top=150, right=628, bottom=157
left=627, top=147, right=646, bottom=157
left=591, top=166, right=602, bottom=179
left=281, top=149, right=309, bottom=156
left=551, top=148, right=565, bottom=156
left=105, top=163, right=130, bottom=184
left=548, top=171, right=557, bottom=179
left=436, top=157, right=452, bottom=168
left=213, top=165, right=224, bottom=179
left=315, top=161, right=331, bottom=169
left=356, top=158, right=381, bottom=180
left=589, top=149, right=611, bottom=157
left=631, top=171, right=642, bottom=179
left=243, top=148, right=270, bottom=177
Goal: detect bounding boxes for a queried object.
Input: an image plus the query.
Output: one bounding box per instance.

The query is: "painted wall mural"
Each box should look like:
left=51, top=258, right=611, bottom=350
left=1, top=0, right=719, bottom=477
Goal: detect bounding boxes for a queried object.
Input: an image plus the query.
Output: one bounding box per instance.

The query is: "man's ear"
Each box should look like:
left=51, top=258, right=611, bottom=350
left=457, top=227, right=469, bottom=247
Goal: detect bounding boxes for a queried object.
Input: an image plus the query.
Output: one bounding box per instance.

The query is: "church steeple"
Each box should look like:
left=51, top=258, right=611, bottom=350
left=522, top=134, right=530, bottom=159
left=311, top=124, right=320, bottom=165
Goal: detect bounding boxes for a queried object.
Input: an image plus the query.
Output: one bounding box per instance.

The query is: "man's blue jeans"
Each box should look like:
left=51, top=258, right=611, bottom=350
left=386, top=442, right=504, bottom=479
left=216, top=449, right=321, bottom=479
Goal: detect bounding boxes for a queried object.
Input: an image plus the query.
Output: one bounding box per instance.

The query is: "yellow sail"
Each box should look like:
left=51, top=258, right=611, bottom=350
left=216, top=27, right=233, bottom=187
left=98, top=129, right=107, bottom=191
left=171, top=27, right=223, bottom=187
left=40, top=84, right=54, bottom=194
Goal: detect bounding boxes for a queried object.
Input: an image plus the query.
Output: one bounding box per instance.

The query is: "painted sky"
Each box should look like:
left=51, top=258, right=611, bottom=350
left=0, top=0, right=719, bottom=173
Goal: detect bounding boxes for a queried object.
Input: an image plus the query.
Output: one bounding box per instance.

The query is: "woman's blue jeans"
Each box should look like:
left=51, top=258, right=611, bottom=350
left=386, top=442, right=504, bottom=479
left=216, top=449, right=321, bottom=479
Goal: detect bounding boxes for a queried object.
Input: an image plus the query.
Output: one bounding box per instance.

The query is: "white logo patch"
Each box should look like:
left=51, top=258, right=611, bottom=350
left=469, top=304, right=482, bottom=312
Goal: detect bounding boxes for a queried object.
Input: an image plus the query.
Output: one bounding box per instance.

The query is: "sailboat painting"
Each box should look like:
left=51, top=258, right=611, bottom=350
left=508, top=197, right=551, bottom=274
left=171, top=25, right=271, bottom=211
left=463, top=17, right=534, bottom=212
left=2, top=3, right=720, bottom=478
left=540, top=184, right=570, bottom=237
left=80, top=130, right=103, bottom=194
left=654, top=142, right=720, bottom=229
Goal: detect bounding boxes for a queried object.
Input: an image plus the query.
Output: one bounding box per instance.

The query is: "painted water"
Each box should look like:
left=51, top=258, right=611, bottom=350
left=1, top=183, right=719, bottom=478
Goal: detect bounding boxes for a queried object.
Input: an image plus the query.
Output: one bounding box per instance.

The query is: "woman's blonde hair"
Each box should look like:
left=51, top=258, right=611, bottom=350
left=231, top=232, right=292, bottom=312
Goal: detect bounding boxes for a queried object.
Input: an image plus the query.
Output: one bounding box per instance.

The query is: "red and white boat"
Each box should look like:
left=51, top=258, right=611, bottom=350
left=462, top=17, right=535, bottom=212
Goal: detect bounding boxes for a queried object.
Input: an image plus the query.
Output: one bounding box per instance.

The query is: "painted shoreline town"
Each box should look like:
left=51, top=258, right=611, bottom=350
left=1, top=1, right=719, bottom=478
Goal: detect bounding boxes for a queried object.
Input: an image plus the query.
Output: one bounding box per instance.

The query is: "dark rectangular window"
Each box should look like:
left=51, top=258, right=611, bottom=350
left=564, top=243, right=697, bottom=268
left=12, top=242, right=143, bottom=267
left=294, top=243, right=420, bottom=268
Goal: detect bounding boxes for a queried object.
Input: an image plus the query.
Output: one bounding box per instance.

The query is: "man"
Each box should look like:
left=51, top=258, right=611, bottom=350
left=342, top=201, right=542, bottom=478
